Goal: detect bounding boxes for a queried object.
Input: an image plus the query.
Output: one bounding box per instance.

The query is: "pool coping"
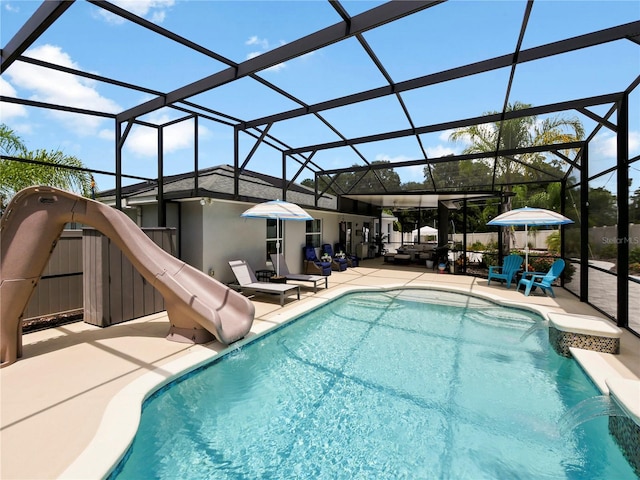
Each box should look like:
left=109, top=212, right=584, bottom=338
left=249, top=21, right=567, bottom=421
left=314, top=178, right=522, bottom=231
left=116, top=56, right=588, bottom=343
left=58, top=283, right=639, bottom=479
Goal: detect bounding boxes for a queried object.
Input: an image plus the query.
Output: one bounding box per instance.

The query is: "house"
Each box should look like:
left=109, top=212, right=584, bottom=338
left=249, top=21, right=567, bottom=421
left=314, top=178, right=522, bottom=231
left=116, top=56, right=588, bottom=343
left=98, top=165, right=379, bottom=284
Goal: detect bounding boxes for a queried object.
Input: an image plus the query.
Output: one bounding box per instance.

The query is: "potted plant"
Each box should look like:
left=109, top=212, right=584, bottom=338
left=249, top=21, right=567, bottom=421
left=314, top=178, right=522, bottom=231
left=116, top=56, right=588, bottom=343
left=374, top=233, right=388, bottom=257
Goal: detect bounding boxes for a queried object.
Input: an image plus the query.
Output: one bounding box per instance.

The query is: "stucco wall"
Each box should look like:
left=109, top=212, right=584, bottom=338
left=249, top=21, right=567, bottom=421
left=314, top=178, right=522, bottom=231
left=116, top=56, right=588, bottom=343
left=199, top=203, right=374, bottom=282
left=181, top=201, right=204, bottom=270
left=137, top=200, right=376, bottom=283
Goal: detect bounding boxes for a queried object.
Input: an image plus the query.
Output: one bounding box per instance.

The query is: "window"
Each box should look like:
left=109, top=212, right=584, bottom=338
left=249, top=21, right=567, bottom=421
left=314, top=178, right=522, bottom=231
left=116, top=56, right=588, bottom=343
left=266, top=219, right=283, bottom=261
left=305, top=219, right=322, bottom=247
left=363, top=222, right=370, bottom=243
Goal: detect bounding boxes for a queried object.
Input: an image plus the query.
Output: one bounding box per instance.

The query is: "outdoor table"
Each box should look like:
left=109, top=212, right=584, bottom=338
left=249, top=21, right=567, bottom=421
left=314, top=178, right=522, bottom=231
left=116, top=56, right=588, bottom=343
left=255, top=269, right=275, bottom=282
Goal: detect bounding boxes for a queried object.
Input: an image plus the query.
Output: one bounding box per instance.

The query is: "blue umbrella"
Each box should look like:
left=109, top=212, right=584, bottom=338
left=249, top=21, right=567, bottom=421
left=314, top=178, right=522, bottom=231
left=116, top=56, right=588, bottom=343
left=487, top=207, right=574, bottom=270
left=241, top=200, right=313, bottom=275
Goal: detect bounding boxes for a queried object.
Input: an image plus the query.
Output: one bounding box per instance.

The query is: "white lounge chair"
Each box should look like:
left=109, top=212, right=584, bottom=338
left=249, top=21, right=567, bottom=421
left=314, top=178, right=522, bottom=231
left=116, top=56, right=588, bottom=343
left=270, top=254, right=328, bottom=293
left=228, top=260, right=300, bottom=306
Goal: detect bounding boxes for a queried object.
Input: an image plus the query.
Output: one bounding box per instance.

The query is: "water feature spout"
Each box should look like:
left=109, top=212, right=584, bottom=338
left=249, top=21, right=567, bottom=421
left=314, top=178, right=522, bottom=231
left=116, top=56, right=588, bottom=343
left=519, top=320, right=548, bottom=342
left=557, top=395, right=626, bottom=436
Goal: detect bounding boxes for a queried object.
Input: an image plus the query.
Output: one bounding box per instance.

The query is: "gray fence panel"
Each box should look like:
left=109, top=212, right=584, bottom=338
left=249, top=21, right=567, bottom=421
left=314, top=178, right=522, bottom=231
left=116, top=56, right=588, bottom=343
left=83, top=228, right=176, bottom=327
left=23, top=230, right=83, bottom=321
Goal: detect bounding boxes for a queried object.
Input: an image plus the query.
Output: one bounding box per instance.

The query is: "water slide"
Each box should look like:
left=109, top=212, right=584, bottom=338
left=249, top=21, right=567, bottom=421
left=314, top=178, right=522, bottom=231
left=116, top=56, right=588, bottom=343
left=0, top=186, right=255, bottom=368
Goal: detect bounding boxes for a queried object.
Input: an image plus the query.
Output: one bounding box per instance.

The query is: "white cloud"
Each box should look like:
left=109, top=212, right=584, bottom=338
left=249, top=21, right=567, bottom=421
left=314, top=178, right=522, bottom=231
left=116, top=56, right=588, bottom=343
left=632, top=132, right=640, bottom=156
left=263, top=62, right=286, bottom=73
left=426, top=145, right=456, bottom=158
left=5, top=45, right=122, bottom=135
left=11, top=122, right=34, bottom=136
left=375, top=153, right=411, bottom=163
left=0, top=77, right=28, bottom=119
left=125, top=114, right=211, bottom=157
left=246, top=36, right=270, bottom=50
left=97, top=0, right=174, bottom=24
left=245, top=36, right=286, bottom=72
left=4, top=3, right=19, bottom=13
left=591, top=130, right=640, bottom=158
left=98, top=129, right=115, bottom=141
left=438, top=130, right=454, bottom=142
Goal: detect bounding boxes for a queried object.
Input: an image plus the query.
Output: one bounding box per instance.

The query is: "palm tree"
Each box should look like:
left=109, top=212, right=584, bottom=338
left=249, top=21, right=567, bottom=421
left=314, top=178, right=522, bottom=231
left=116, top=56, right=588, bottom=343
left=449, top=102, right=584, bottom=252
left=0, top=124, right=93, bottom=212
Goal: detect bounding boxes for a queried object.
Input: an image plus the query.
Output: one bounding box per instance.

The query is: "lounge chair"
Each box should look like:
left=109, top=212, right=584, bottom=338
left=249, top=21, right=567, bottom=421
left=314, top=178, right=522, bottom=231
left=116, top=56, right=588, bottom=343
left=228, top=260, right=300, bottom=306
left=322, top=244, right=348, bottom=271
left=487, top=254, right=524, bottom=289
left=334, top=242, right=359, bottom=267
left=270, top=254, right=328, bottom=293
left=303, top=246, right=332, bottom=276
left=517, top=258, right=565, bottom=297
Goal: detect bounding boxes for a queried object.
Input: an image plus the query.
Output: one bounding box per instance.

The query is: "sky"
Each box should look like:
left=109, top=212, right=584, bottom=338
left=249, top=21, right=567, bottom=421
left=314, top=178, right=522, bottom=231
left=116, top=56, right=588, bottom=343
left=1, top=0, right=639, bottom=194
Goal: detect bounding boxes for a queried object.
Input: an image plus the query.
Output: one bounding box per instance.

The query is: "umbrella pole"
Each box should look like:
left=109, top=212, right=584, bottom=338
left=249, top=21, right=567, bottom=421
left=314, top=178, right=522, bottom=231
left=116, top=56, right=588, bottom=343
left=525, top=224, right=529, bottom=271
left=276, top=219, right=280, bottom=276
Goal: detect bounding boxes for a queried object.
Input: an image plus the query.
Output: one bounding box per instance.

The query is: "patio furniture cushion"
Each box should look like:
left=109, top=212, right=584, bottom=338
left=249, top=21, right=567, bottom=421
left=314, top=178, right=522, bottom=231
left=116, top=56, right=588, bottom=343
left=322, top=244, right=348, bottom=271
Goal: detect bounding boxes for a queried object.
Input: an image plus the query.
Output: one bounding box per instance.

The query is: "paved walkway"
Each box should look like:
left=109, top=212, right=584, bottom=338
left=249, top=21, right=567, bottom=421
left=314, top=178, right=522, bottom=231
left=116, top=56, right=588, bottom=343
left=566, top=263, right=640, bottom=332
left=2, top=259, right=639, bottom=479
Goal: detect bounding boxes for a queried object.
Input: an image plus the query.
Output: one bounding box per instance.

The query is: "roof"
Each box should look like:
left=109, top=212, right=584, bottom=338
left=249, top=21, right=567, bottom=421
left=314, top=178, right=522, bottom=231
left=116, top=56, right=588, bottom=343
left=98, top=165, right=338, bottom=210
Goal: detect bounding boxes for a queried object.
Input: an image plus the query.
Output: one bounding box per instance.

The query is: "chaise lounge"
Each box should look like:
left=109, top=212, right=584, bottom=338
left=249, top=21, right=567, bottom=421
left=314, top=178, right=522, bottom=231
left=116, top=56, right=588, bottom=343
left=270, top=254, right=328, bottom=293
left=228, top=260, right=300, bottom=306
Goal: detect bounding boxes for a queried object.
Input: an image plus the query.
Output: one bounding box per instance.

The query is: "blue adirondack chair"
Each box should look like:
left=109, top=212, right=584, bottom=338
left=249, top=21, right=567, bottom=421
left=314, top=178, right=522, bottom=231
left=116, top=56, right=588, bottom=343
left=517, top=259, right=565, bottom=297
left=487, top=255, right=523, bottom=289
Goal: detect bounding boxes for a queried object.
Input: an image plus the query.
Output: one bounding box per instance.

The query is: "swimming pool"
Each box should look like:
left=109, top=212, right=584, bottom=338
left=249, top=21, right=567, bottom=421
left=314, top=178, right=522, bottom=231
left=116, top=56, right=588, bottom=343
left=112, top=289, right=636, bottom=479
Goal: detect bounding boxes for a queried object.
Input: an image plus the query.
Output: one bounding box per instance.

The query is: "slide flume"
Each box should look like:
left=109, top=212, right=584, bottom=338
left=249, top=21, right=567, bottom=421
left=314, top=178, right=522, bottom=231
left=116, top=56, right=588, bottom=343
left=0, top=186, right=255, bottom=367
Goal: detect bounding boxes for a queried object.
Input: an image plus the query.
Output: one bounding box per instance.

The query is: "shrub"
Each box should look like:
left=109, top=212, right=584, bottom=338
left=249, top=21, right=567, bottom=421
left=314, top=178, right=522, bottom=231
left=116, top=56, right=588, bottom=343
left=630, top=247, right=640, bottom=264
left=593, top=243, right=617, bottom=260
left=480, top=248, right=498, bottom=268
left=470, top=241, right=485, bottom=251
left=630, top=262, right=640, bottom=275
left=546, top=231, right=561, bottom=254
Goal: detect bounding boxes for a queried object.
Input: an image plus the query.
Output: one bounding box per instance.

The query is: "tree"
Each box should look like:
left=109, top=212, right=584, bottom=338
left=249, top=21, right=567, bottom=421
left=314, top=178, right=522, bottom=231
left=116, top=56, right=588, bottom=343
left=424, top=158, right=493, bottom=190
left=307, top=160, right=401, bottom=196
left=0, top=124, right=93, bottom=211
left=588, top=187, right=617, bottom=227
left=449, top=102, right=584, bottom=252
left=450, top=101, right=583, bottom=188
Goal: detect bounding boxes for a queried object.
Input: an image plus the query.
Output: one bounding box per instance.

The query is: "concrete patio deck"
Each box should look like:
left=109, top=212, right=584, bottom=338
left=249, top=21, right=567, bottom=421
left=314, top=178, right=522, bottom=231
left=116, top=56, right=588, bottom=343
left=2, top=259, right=639, bottom=479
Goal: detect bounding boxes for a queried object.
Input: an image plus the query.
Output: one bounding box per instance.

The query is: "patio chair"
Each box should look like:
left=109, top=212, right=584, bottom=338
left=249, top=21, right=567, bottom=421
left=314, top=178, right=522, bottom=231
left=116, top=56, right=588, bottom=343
left=322, top=244, right=348, bottom=271
left=517, top=258, right=565, bottom=298
left=334, top=242, right=359, bottom=267
left=303, top=246, right=333, bottom=276
left=487, top=254, right=524, bottom=289
left=270, top=254, right=328, bottom=293
left=228, top=260, right=300, bottom=306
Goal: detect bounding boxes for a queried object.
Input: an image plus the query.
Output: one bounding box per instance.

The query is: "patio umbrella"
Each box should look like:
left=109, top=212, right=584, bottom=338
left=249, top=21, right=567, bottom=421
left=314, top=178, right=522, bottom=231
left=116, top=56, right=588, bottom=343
left=487, top=207, right=574, bottom=271
left=241, top=200, right=313, bottom=276
left=412, top=225, right=439, bottom=242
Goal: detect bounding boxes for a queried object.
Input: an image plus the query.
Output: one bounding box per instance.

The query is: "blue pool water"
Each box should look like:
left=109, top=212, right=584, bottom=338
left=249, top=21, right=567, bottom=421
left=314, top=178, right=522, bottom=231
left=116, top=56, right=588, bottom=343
left=113, top=289, right=636, bottom=479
